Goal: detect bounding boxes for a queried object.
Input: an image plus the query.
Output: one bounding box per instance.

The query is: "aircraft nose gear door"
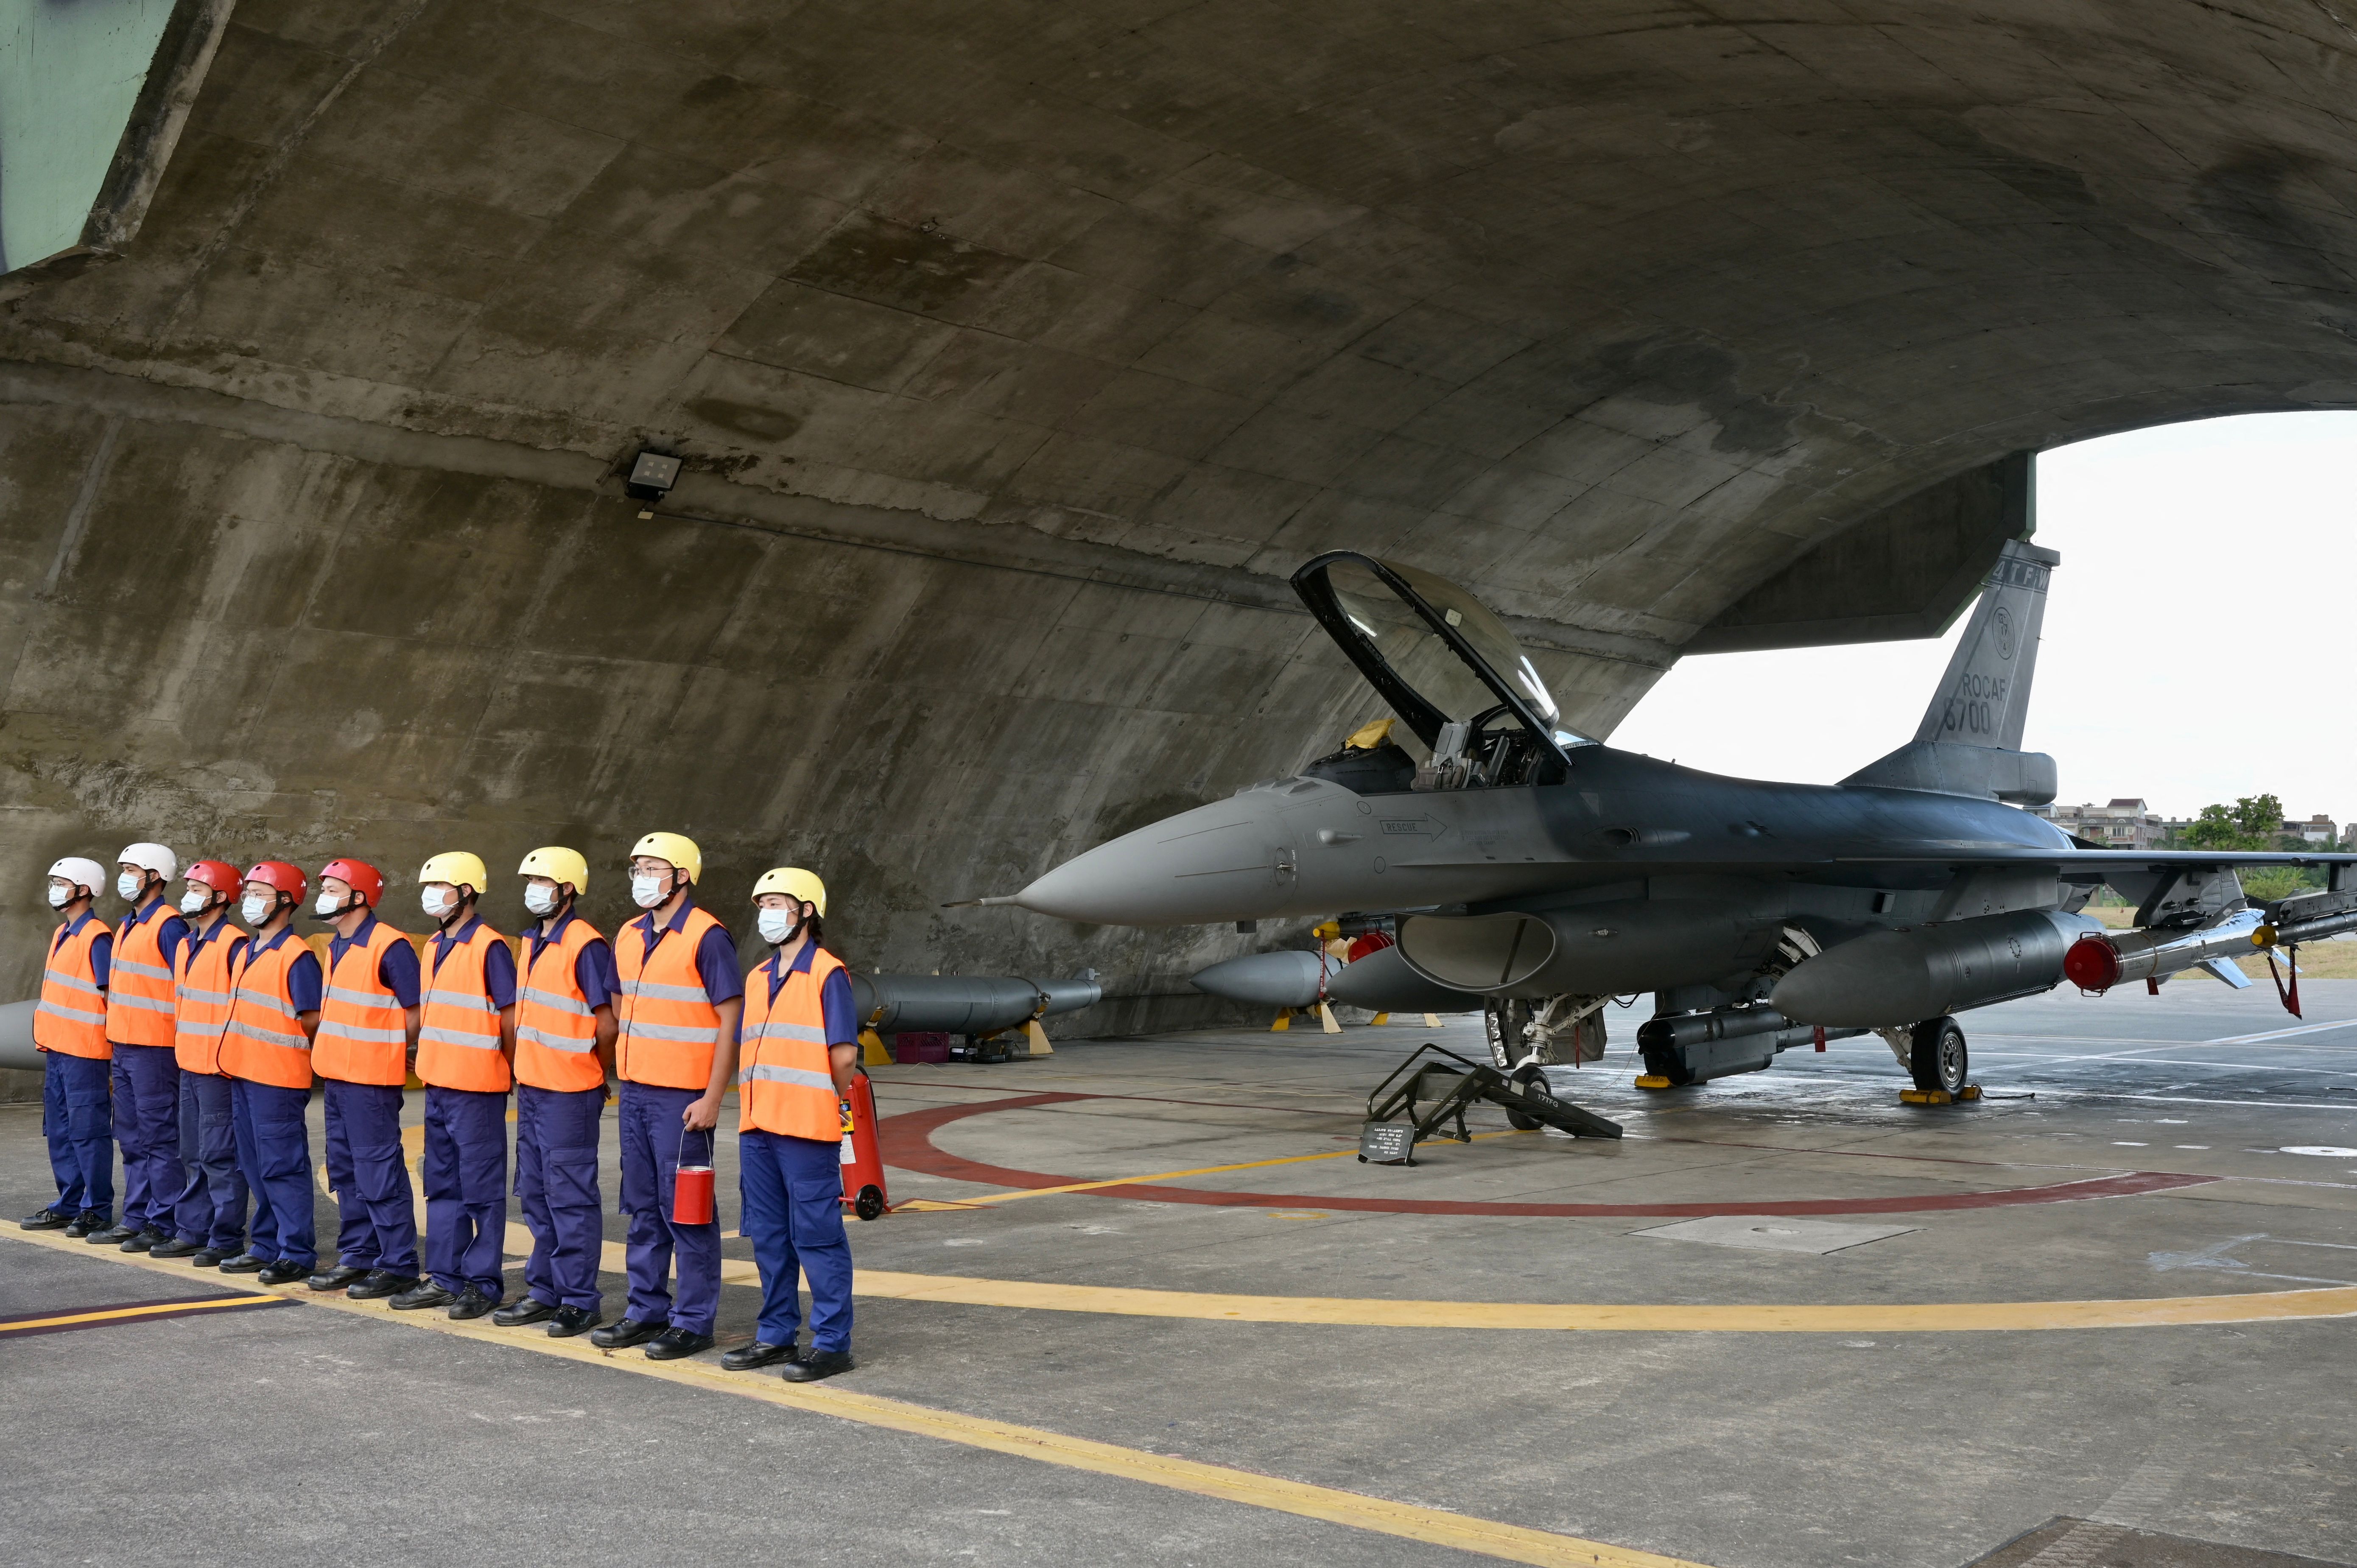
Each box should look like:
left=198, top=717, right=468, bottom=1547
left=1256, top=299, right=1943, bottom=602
left=1485, top=995, right=1609, bottom=1073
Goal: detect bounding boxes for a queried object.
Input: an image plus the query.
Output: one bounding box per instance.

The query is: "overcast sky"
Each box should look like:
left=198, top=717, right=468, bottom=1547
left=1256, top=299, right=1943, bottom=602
left=1608, top=411, right=2357, bottom=822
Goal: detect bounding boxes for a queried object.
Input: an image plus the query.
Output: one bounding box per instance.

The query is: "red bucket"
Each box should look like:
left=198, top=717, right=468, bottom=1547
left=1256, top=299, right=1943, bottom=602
left=672, top=1126, right=716, bottom=1225
left=672, top=1163, right=714, bottom=1225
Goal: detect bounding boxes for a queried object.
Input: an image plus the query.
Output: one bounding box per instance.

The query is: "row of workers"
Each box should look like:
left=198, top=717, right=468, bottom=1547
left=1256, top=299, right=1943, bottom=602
left=26, top=832, right=861, bottom=1380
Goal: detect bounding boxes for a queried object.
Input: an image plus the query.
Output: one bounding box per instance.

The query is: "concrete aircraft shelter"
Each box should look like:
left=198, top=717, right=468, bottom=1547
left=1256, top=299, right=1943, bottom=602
left=2, top=0, right=2355, bottom=1023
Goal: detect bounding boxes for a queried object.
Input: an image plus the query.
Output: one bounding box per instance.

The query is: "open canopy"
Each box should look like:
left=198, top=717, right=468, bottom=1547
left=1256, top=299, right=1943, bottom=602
left=1292, top=552, right=1590, bottom=768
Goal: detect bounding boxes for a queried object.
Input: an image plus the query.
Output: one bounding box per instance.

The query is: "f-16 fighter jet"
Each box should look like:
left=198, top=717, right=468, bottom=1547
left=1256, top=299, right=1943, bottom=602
left=1009, top=542, right=2357, bottom=1093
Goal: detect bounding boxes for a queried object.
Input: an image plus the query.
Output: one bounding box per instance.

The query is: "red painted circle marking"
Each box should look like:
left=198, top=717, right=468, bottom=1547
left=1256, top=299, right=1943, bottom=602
left=879, top=1092, right=2218, bottom=1217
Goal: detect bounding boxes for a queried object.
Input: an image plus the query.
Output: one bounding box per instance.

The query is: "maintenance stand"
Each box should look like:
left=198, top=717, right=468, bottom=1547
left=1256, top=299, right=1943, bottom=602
left=1359, top=1044, right=1622, bottom=1165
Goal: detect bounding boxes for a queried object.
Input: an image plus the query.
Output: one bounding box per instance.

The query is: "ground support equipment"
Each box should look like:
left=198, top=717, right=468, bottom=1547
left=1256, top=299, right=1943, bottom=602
left=1359, top=1044, right=1620, bottom=1164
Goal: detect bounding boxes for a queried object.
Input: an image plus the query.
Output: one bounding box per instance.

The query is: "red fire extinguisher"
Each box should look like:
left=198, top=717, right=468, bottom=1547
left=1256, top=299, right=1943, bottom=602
left=839, top=1068, right=888, bottom=1221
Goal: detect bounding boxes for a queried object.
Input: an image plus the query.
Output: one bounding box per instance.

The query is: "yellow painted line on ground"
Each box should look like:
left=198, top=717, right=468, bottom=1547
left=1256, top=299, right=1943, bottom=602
left=523, top=1221, right=2357, bottom=1336
left=844, top=1272, right=2357, bottom=1331
left=0, top=1294, right=283, bottom=1334
left=0, top=1228, right=1708, bottom=1568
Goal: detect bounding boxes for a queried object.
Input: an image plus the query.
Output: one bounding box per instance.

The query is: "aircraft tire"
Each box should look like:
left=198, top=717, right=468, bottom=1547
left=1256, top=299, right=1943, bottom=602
left=1909, top=1017, right=1968, bottom=1094
left=1505, top=1066, right=1548, bottom=1129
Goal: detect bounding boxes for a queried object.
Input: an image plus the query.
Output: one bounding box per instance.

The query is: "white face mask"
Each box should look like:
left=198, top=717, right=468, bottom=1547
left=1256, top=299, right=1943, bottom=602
left=241, top=893, right=271, bottom=925
left=421, top=887, right=455, bottom=920
left=117, top=871, right=145, bottom=902
left=46, top=883, right=71, bottom=909
left=315, top=891, right=345, bottom=917
left=523, top=883, right=559, bottom=916
left=180, top=888, right=212, bottom=915
left=757, top=907, right=800, bottom=945
left=631, top=873, right=668, bottom=909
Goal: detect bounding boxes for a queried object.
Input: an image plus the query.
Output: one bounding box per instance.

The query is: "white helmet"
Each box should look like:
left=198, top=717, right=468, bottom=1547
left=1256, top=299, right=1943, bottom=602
left=118, top=842, right=178, bottom=881
left=47, top=857, right=106, bottom=897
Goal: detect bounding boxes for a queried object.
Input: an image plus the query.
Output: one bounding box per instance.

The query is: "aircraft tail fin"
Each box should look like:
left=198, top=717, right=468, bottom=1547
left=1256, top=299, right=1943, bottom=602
left=1841, top=539, right=2060, bottom=804
left=1911, top=537, right=2057, bottom=751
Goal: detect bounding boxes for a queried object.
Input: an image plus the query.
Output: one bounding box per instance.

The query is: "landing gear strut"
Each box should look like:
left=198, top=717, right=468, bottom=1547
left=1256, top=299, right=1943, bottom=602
left=1484, top=996, right=1606, bottom=1073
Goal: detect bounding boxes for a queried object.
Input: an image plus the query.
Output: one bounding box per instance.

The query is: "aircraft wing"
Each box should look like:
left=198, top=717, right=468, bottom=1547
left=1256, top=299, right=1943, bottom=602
left=1830, top=850, right=2357, bottom=869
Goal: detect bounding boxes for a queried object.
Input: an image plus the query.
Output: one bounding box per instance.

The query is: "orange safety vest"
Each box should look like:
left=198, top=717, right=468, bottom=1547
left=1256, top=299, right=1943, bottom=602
left=737, top=946, right=847, bottom=1141
left=517, top=914, right=607, bottom=1094
left=35, top=917, right=110, bottom=1059
left=314, top=920, right=413, bottom=1087
left=171, top=923, right=245, bottom=1076
left=417, top=921, right=511, bottom=1093
left=615, top=906, right=727, bottom=1091
left=221, top=931, right=315, bottom=1090
left=106, top=903, right=179, bottom=1048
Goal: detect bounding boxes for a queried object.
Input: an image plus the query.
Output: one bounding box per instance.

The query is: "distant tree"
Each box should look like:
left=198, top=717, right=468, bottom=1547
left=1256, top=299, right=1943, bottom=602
left=2240, top=866, right=2309, bottom=903
left=2182, top=794, right=2283, bottom=851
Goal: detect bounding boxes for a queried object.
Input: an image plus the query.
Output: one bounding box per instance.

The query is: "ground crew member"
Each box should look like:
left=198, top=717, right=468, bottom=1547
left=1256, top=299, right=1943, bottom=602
left=18, top=857, right=116, bottom=1236
left=217, top=862, right=322, bottom=1284
left=721, top=869, right=859, bottom=1381
left=494, top=847, right=619, bottom=1339
left=153, top=860, right=249, bottom=1264
left=593, top=832, right=741, bottom=1361
left=92, top=843, right=190, bottom=1250
left=392, top=852, right=514, bottom=1320
left=310, top=858, right=423, bottom=1300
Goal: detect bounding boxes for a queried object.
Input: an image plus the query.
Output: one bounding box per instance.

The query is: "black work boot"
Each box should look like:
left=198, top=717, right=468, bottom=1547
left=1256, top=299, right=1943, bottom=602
left=492, top=1297, right=555, bottom=1328
left=779, top=1348, right=856, bottom=1382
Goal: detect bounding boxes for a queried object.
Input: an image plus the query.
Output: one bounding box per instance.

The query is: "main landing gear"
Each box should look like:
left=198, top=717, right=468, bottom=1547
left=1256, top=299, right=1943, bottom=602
left=1882, top=1014, right=1980, bottom=1103
left=1908, top=1015, right=1969, bottom=1095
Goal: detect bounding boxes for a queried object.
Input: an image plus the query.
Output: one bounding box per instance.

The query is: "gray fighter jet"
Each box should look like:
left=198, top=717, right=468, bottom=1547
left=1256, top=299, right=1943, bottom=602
left=1009, top=543, right=2357, bottom=1093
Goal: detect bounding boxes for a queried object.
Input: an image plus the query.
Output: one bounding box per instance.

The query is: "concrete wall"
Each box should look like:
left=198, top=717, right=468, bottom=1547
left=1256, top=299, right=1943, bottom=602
left=0, top=363, right=1658, bottom=1020
left=3, top=0, right=2355, bottom=1025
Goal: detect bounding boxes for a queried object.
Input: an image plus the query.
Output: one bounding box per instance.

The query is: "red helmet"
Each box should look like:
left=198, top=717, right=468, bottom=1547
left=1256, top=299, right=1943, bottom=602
left=319, top=858, right=384, bottom=907
left=243, top=861, right=308, bottom=902
left=185, top=859, right=242, bottom=894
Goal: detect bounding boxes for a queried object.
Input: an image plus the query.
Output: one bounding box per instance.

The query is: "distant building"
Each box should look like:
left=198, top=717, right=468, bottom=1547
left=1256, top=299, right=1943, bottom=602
left=2153, top=811, right=2339, bottom=846
left=2038, top=798, right=2164, bottom=848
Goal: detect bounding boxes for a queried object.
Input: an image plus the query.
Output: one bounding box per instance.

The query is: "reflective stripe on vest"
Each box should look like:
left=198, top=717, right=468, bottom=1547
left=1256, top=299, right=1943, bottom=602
left=415, top=924, right=510, bottom=1093
left=313, top=923, right=413, bottom=1087
left=515, top=917, right=607, bottom=1093
left=615, top=907, right=726, bottom=1091
left=736, top=947, right=844, bottom=1141
left=171, top=928, right=243, bottom=1075
left=35, top=921, right=110, bottom=1059
left=220, top=937, right=313, bottom=1089
left=106, top=910, right=178, bottom=1048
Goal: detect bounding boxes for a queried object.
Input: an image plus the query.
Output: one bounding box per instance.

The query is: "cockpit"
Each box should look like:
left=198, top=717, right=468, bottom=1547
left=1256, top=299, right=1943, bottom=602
left=1292, top=552, right=1594, bottom=794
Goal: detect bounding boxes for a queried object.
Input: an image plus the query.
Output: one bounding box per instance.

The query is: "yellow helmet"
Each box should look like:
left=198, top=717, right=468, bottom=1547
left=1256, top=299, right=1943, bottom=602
left=629, top=831, right=701, bottom=883
left=752, top=866, right=827, bottom=916
left=518, top=846, right=588, bottom=892
left=419, top=851, right=487, bottom=893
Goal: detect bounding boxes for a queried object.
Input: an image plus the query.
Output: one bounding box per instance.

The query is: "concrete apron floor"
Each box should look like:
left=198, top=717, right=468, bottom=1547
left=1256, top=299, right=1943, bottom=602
left=6, top=983, right=2357, bottom=1568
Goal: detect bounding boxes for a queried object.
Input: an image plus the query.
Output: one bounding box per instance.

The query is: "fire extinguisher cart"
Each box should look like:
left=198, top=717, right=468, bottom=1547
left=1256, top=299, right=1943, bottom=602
left=840, top=1068, right=889, bottom=1220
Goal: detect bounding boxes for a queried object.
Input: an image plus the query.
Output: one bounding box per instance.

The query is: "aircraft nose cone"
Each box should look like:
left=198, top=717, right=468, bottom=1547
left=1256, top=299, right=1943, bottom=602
left=1015, top=793, right=1296, bottom=926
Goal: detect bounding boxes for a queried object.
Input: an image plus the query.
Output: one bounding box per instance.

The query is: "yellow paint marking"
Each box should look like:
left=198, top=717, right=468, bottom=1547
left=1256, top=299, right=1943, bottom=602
left=0, top=1294, right=283, bottom=1334
left=527, top=1218, right=2357, bottom=1337
left=1, top=1227, right=1710, bottom=1568
left=845, top=1272, right=2357, bottom=1331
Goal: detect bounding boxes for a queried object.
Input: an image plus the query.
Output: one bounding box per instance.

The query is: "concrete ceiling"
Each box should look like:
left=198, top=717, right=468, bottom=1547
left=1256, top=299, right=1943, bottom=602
left=2, top=0, right=2354, bottom=1017
left=14, top=0, right=2357, bottom=654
